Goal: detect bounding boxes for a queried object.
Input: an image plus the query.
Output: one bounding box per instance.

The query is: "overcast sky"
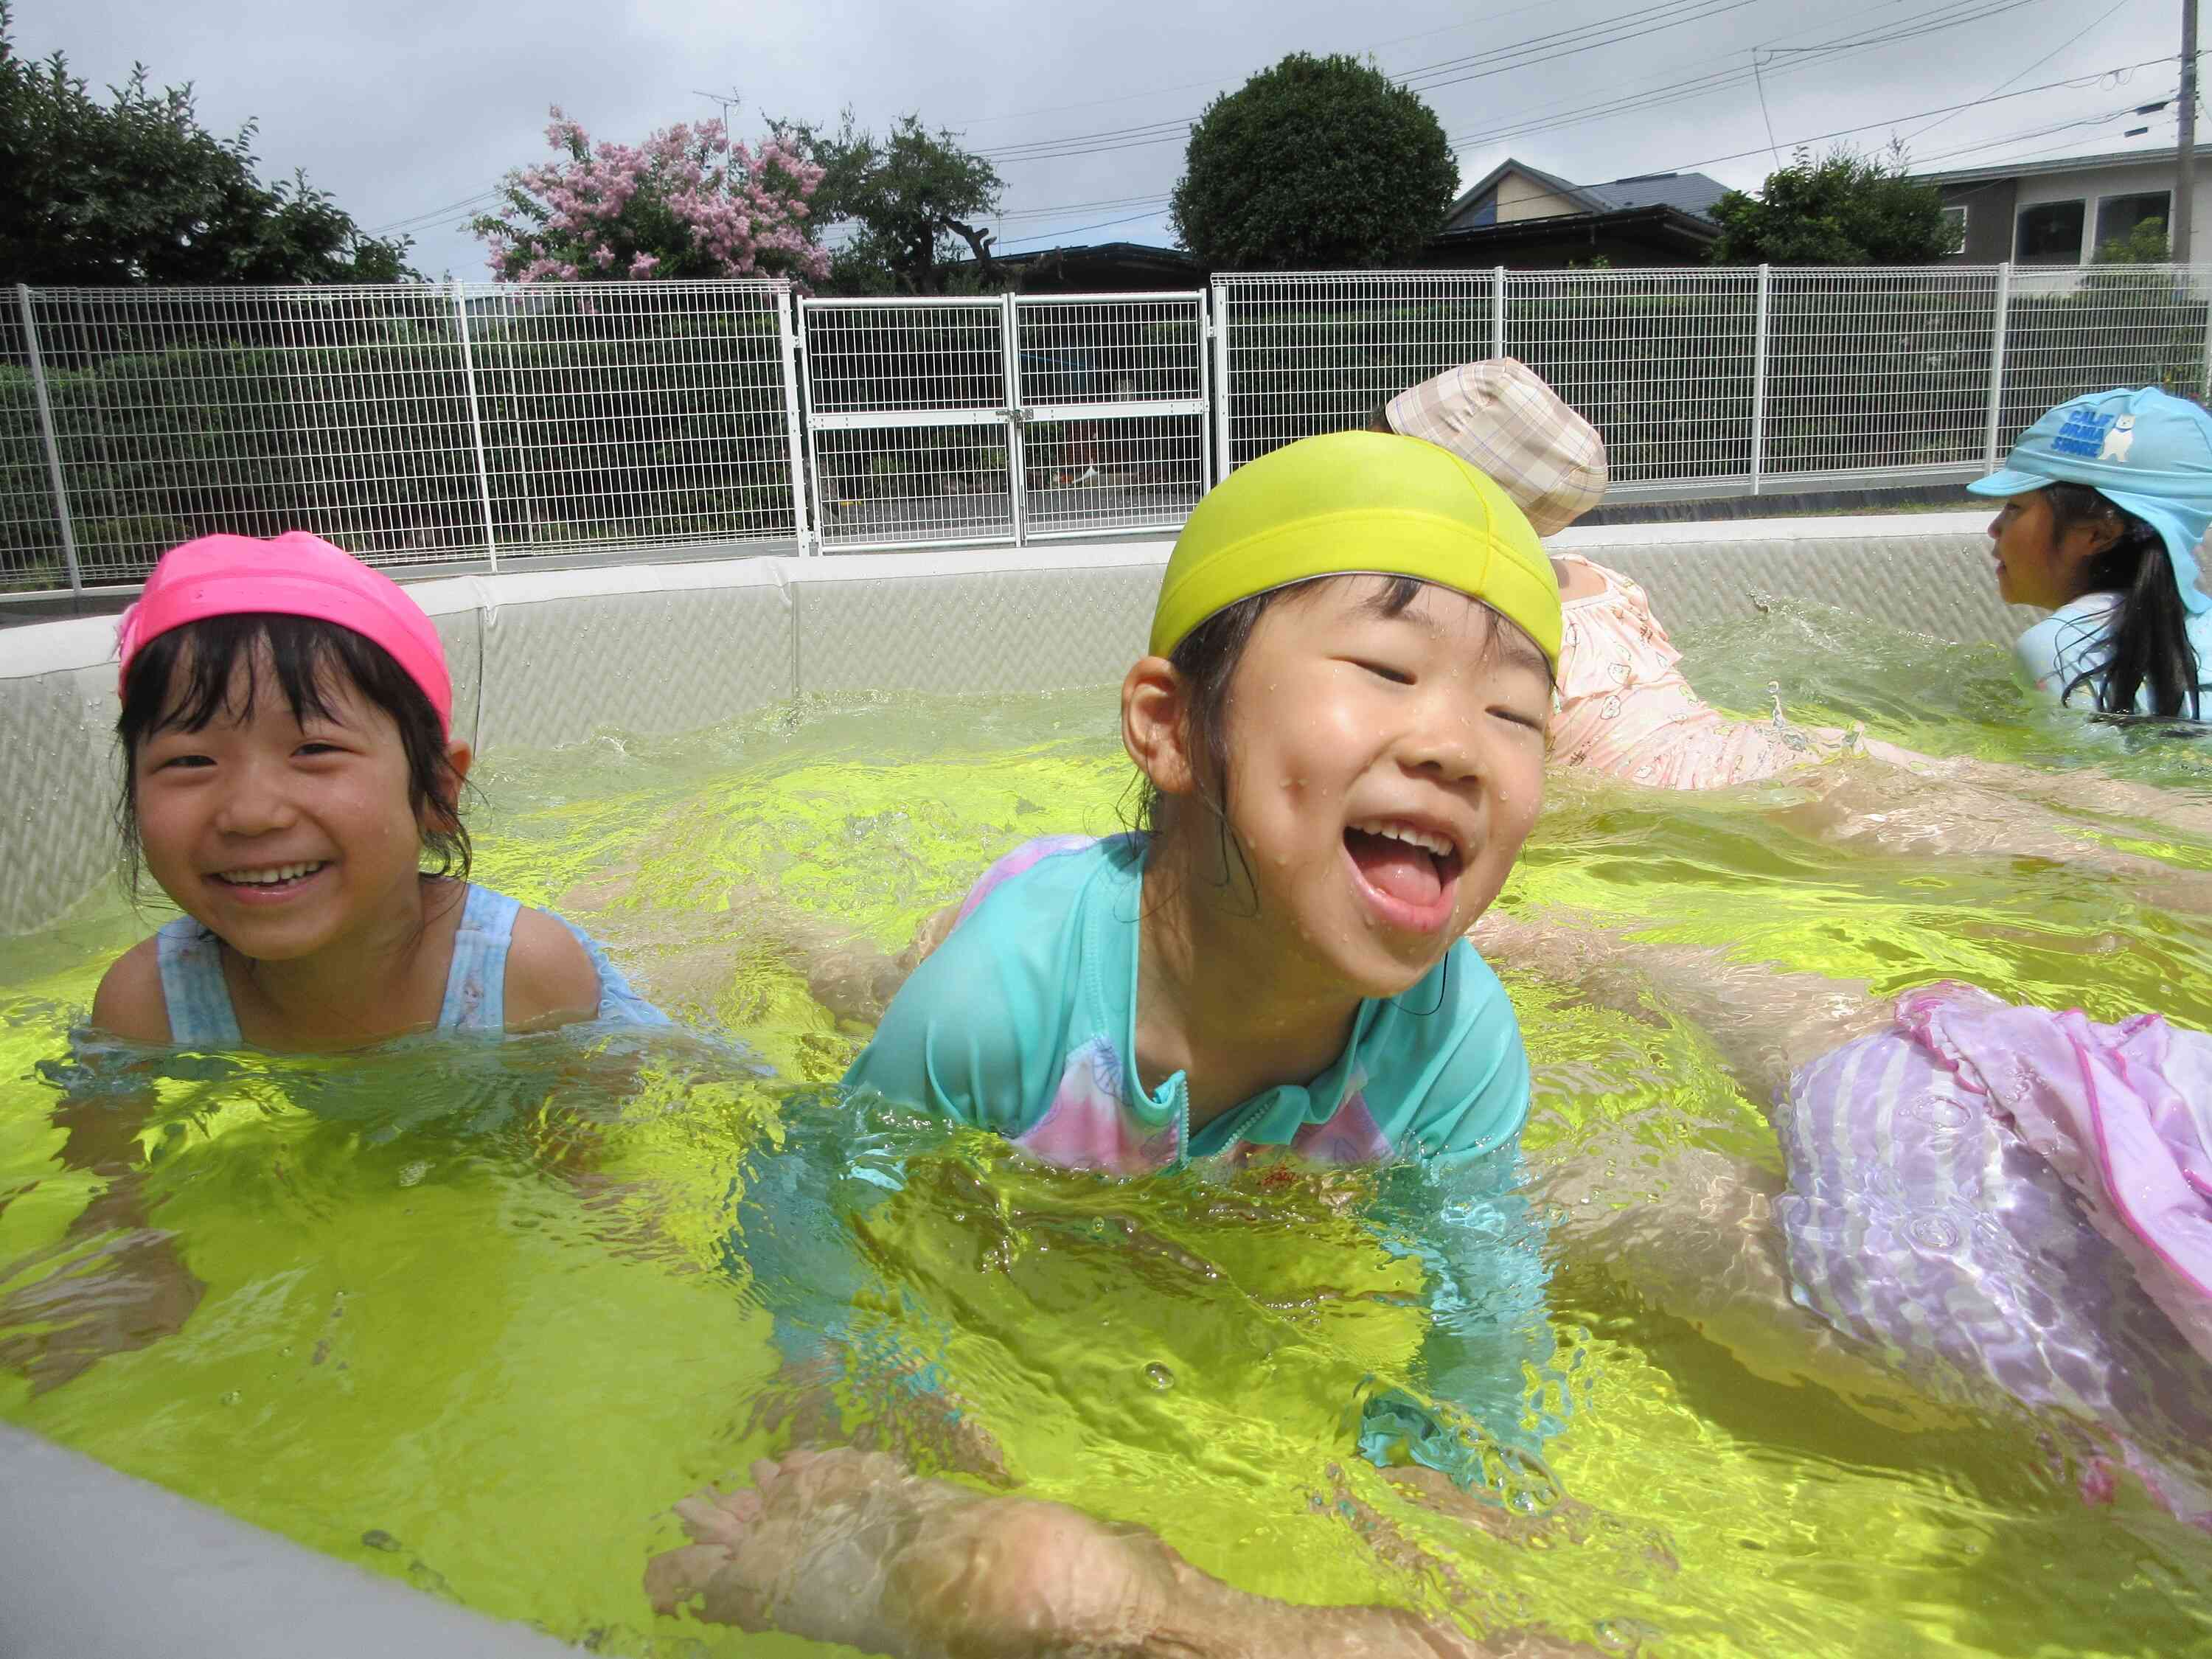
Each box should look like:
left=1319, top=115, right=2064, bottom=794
left=14, top=0, right=2191, bottom=279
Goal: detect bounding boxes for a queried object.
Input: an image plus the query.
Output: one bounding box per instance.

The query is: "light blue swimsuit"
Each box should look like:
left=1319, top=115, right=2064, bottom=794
left=155, top=883, right=664, bottom=1046
left=2017, top=591, right=2212, bottom=715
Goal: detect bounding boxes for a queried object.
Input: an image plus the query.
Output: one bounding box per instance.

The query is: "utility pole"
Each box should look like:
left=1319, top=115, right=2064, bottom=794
left=2181, top=0, right=2199, bottom=262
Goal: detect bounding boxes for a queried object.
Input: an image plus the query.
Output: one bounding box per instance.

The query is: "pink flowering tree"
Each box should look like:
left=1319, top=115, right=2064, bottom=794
left=472, top=107, right=830, bottom=286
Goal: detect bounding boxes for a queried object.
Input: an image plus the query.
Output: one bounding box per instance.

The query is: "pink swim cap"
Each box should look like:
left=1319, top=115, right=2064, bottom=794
left=116, top=532, right=453, bottom=737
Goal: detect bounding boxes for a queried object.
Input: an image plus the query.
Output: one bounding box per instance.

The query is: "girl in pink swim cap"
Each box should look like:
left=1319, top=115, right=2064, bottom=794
left=92, top=532, right=663, bottom=1051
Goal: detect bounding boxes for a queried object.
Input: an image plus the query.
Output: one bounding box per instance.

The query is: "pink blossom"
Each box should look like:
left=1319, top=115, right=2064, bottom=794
left=475, top=103, right=827, bottom=289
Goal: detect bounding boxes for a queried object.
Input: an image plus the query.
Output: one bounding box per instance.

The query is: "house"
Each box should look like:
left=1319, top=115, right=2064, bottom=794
left=968, top=241, right=1207, bottom=293
left=968, top=161, right=1729, bottom=285
left=1916, top=147, right=2210, bottom=265
left=1418, top=159, right=1729, bottom=268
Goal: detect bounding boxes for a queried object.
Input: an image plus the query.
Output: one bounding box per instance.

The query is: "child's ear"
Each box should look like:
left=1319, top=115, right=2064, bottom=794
left=1121, top=656, right=1197, bottom=798
left=422, top=738, right=473, bottom=832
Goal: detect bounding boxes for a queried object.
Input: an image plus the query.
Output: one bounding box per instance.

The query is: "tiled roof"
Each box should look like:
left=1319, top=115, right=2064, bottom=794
left=1581, top=171, right=1731, bottom=218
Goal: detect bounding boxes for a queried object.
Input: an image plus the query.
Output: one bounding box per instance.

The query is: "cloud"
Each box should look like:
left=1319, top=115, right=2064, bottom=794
left=12, top=0, right=2186, bottom=279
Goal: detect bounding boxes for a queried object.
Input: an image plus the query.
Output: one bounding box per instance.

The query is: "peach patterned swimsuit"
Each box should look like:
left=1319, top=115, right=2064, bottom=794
left=1549, top=554, right=1875, bottom=790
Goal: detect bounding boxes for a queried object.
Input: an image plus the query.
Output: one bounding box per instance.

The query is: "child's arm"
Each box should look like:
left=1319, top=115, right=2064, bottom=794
left=502, top=908, right=611, bottom=1031
left=1357, top=1150, right=1561, bottom=1505
left=0, top=1055, right=202, bottom=1394
left=647, top=1445, right=1578, bottom=1658
left=88, top=939, right=172, bottom=1045
left=841, top=902, right=1056, bottom=1140
left=1348, top=950, right=1557, bottom=1497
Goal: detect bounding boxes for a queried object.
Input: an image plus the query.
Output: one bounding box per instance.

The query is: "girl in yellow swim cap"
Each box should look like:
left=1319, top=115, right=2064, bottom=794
left=650, top=432, right=1571, bottom=1658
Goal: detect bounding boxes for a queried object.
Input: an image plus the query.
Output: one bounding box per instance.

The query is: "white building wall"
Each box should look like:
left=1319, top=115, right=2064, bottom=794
left=2010, top=158, right=2212, bottom=259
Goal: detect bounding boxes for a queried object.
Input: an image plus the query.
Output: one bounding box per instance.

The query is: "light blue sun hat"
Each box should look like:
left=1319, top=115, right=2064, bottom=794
left=1968, top=386, right=2212, bottom=616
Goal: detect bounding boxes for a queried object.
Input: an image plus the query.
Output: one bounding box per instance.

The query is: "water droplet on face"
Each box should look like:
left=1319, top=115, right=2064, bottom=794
left=1144, top=1362, right=1176, bottom=1391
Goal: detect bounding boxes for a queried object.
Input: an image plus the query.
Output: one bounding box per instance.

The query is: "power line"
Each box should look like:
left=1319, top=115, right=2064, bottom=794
left=1910, top=97, right=2167, bottom=165
left=975, top=0, right=1793, bottom=161
left=995, top=209, right=1175, bottom=249
left=987, top=16, right=2135, bottom=247
left=365, top=187, right=507, bottom=237
left=977, top=0, right=2063, bottom=165
left=954, top=0, right=1571, bottom=131
left=1655, top=55, right=2174, bottom=173
left=1902, top=0, right=2143, bottom=145
left=1441, top=0, right=2065, bottom=150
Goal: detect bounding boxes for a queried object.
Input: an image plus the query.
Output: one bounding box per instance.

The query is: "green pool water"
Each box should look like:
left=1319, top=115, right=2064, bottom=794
left=4, top=599, right=2211, bottom=1658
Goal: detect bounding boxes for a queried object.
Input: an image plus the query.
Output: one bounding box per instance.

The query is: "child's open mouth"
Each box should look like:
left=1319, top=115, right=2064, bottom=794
left=210, top=860, right=329, bottom=897
left=1342, top=821, right=1463, bottom=933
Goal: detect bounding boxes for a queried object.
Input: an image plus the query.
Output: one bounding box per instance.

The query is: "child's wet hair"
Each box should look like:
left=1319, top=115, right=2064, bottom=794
left=114, top=613, right=471, bottom=895
left=2042, top=482, right=2205, bottom=719
left=1131, top=573, right=1544, bottom=862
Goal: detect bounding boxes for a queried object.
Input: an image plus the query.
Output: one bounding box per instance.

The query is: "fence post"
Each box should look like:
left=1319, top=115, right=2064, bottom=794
left=1210, top=279, right=1233, bottom=482
left=1984, top=262, right=2013, bottom=467
left=1194, top=291, right=1214, bottom=492
left=1001, top=294, right=1029, bottom=544
left=449, top=279, right=498, bottom=571
left=776, top=288, right=813, bottom=554
left=15, top=284, right=82, bottom=597
left=1491, top=266, right=1506, bottom=361
left=2197, top=264, right=2212, bottom=406
left=1749, top=265, right=1770, bottom=495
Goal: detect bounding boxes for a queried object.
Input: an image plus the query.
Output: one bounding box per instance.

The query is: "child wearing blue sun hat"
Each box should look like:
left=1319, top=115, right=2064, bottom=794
left=1969, top=386, right=2212, bottom=720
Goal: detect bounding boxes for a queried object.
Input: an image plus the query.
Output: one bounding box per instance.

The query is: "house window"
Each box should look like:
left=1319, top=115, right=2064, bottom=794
left=1940, top=204, right=1968, bottom=255
left=2095, top=190, right=2171, bottom=253
left=2015, top=200, right=2085, bottom=262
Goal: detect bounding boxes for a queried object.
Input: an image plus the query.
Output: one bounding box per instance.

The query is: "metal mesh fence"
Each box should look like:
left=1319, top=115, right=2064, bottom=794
left=1016, top=294, right=1208, bottom=540
left=1218, top=265, right=2212, bottom=498
left=1213, top=271, right=1501, bottom=470
left=468, top=280, right=797, bottom=557
left=801, top=299, right=1014, bottom=551
left=2000, top=267, right=2212, bottom=451
left=0, top=299, right=65, bottom=592
left=1506, top=268, right=1757, bottom=487
left=23, top=285, right=480, bottom=584
left=800, top=293, right=1211, bottom=549
left=11, top=265, right=2212, bottom=592
left=1765, top=267, right=2001, bottom=481
left=2, top=279, right=798, bottom=590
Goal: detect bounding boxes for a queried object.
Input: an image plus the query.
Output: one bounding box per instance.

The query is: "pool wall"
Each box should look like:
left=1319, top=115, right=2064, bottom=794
left=1, top=512, right=2023, bottom=937
left=0, top=1424, right=585, bottom=1657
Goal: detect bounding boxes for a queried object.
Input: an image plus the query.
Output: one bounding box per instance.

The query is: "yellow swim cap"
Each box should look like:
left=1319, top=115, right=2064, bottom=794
left=1149, top=431, right=1562, bottom=668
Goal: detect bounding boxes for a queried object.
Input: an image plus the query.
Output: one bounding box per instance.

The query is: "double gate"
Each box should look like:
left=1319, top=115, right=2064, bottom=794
left=797, top=292, right=1211, bottom=551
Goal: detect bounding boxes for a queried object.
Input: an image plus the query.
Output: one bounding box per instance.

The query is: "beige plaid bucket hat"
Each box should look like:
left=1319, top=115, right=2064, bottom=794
left=1384, top=359, right=1607, bottom=537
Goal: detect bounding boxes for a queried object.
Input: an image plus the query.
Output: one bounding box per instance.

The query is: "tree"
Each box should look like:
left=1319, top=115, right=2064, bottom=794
left=1169, top=53, right=1456, bottom=271
left=0, top=1, right=413, bottom=285
left=1708, top=143, right=1951, bottom=265
left=775, top=113, right=1005, bottom=295
left=2096, top=215, right=2169, bottom=265
left=471, top=108, right=828, bottom=285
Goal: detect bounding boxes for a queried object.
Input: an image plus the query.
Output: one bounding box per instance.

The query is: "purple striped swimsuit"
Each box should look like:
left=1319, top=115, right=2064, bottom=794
left=1776, top=982, right=2212, bottom=1526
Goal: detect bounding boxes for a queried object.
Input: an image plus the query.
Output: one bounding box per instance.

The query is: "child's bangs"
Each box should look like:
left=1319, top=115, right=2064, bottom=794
left=1333, top=572, right=1555, bottom=686
left=133, top=613, right=377, bottom=737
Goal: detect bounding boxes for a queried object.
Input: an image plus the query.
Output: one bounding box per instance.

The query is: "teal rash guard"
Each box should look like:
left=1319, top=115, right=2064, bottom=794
left=827, top=833, right=1560, bottom=1494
